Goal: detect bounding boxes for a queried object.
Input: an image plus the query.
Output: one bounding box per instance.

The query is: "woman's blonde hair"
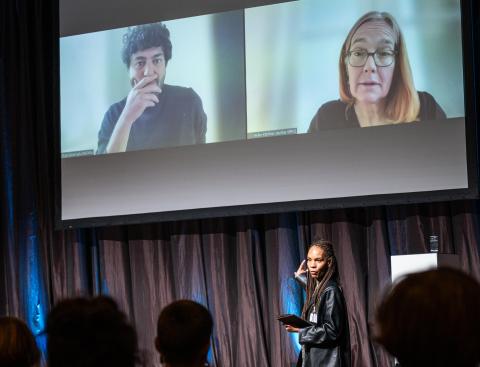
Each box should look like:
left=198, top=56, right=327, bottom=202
left=339, top=11, right=420, bottom=123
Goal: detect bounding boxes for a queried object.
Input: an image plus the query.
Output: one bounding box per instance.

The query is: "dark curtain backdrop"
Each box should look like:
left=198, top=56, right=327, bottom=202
left=2, top=0, right=480, bottom=366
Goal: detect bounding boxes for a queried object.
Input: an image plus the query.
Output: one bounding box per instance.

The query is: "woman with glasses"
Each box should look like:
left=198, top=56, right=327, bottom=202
left=308, top=11, right=446, bottom=131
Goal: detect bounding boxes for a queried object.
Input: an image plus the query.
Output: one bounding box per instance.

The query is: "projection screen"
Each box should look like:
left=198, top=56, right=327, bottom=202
left=58, top=0, right=477, bottom=227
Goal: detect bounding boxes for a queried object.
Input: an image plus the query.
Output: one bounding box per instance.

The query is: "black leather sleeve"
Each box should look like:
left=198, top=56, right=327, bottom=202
left=298, top=286, right=345, bottom=346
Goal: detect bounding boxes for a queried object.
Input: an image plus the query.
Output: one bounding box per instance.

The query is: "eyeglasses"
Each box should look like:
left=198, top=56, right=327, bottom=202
left=346, top=49, right=397, bottom=67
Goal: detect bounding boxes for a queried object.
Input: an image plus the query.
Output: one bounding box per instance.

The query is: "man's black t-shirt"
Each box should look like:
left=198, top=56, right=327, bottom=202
left=97, top=84, right=207, bottom=153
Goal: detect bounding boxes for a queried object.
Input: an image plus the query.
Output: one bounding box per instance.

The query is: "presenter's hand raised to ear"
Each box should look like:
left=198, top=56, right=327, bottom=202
left=123, top=74, right=162, bottom=123
left=294, top=260, right=308, bottom=278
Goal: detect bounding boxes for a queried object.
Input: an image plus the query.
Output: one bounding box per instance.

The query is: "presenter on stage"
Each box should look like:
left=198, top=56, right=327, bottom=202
left=97, top=22, right=207, bottom=154
left=285, top=239, right=350, bottom=367
left=309, top=11, right=446, bottom=132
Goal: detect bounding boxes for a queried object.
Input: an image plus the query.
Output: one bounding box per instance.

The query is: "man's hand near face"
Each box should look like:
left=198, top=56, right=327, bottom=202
left=124, top=75, right=162, bottom=122
left=105, top=74, right=162, bottom=153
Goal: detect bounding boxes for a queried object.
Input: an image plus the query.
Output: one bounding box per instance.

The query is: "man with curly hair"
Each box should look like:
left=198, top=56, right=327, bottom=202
left=97, top=22, right=207, bottom=154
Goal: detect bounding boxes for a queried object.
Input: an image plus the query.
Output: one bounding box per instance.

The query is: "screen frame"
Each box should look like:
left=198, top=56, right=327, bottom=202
left=55, top=0, right=479, bottom=230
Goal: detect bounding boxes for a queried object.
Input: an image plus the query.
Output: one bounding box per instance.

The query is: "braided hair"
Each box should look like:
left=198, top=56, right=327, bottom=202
left=301, top=239, right=339, bottom=318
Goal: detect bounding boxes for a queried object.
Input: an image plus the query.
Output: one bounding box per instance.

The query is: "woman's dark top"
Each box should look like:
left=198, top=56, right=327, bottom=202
left=308, top=91, right=447, bottom=132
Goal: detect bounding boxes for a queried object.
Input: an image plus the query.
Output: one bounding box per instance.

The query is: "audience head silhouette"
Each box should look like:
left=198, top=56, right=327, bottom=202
left=45, top=296, right=139, bottom=367
left=0, top=316, right=40, bottom=367
left=376, top=267, right=480, bottom=367
left=156, top=300, right=213, bottom=367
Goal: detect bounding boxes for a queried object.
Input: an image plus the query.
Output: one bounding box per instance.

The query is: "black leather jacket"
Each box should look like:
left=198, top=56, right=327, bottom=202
left=295, top=275, right=351, bottom=367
